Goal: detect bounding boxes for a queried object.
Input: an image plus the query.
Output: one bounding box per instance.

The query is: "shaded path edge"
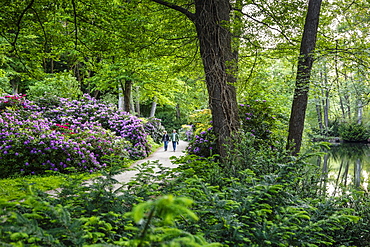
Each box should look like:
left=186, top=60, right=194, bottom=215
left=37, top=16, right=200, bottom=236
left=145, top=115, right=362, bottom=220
left=112, top=141, right=189, bottom=185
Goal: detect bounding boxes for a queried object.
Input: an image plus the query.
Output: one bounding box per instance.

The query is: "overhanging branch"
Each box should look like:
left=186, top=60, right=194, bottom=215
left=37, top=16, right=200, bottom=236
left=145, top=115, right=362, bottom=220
left=10, top=0, right=35, bottom=52
left=150, top=0, right=195, bottom=21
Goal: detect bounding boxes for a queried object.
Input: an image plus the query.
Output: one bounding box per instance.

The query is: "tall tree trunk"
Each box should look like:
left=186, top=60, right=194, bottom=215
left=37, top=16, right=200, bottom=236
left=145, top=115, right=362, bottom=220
left=135, top=86, right=140, bottom=116
left=124, top=79, right=132, bottom=113
left=324, top=90, right=329, bottom=132
left=150, top=97, right=157, bottom=118
left=10, top=77, right=19, bottom=95
left=151, top=0, right=240, bottom=159
left=193, top=0, right=240, bottom=158
left=118, top=84, right=124, bottom=111
left=315, top=99, right=323, bottom=133
left=357, top=100, right=363, bottom=124
left=335, top=40, right=346, bottom=120
left=322, top=63, right=330, bottom=132
left=344, top=74, right=351, bottom=119
left=287, top=0, right=322, bottom=155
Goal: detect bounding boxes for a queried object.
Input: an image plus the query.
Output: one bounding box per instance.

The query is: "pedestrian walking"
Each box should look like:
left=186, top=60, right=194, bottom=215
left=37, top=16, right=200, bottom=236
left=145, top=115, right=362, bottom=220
left=161, top=131, right=170, bottom=151
left=170, top=129, right=179, bottom=152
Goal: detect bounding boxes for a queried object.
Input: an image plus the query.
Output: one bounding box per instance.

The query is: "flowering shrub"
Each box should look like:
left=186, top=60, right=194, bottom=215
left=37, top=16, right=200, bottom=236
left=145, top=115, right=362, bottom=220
left=186, top=99, right=283, bottom=158
left=238, top=99, right=278, bottom=142
left=0, top=94, right=164, bottom=178
left=187, top=127, right=217, bottom=157
left=180, top=125, right=193, bottom=141
left=142, top=117, right=165, bottom=144
left=188, top=109, right=212, bottom=135
left=0, top=94, right=29, bottom=112
left=32, top=94, right=152, bottom=160
left=0, top=111, right=130, bottom=178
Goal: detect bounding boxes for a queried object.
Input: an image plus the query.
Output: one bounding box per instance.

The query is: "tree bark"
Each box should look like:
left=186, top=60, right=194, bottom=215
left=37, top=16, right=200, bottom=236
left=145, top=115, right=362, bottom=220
left=150, top=97, right=157, bottom=118
left=194, top=0, right=240, bottom=158
left=287, top=0, right=322, bottom=155
left=324, top=90, right=329, bottom=131
left=176, top=103, right=180, bottom=120
left=315, top=100, right=323, bottom=133
left=135, top=86, right=140, bottom=116
left=151, top=0, right=240, bottom=158
left=10, top=77, right=19, bottom=95
left=357, top=101, right=363, bottom=124
left=118, top=84, right=124, bottom=111
left=124, top=79, right=132, bottom=113
left=335, top=40, right=347, bottom=120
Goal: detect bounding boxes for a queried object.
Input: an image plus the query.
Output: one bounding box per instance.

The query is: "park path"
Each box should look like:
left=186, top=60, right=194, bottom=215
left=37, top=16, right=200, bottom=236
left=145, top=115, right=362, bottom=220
left=112, top=141, right=189, bottom=186
left=47, top=141, right=189, bottom=195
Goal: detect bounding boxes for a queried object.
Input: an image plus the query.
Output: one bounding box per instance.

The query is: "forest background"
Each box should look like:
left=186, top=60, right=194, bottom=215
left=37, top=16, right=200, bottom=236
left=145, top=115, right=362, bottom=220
left=0, top=0, right=368, bottom=147
left=1, top=0, right=370, bottom=246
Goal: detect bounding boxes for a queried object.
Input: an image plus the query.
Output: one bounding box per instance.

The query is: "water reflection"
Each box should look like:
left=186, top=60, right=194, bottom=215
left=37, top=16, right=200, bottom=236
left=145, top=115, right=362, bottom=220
left=315, top=143, right=370, bottom=195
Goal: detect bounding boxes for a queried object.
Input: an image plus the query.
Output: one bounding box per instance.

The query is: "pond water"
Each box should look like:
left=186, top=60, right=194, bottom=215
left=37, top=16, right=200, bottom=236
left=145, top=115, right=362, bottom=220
left=314, top=143, right=370, bottom=195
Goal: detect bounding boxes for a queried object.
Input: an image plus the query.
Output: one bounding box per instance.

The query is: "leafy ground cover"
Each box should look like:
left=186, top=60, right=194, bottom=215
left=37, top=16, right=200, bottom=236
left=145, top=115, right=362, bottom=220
left=1, top=96, right=370, bottom=246
left=1, top=134, right=369, bottom=246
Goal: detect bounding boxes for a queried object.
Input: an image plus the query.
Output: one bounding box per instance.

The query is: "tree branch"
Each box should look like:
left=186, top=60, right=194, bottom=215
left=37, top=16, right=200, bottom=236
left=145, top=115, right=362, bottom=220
left=30, top=7, right=48, bottom=51
left=10, top=0, right=35, bottom=52
left=233, top=7, right=295, bottom=46
left=150, top=0, right=195, bottom=21
left=71, top=0, right=78, bottom=48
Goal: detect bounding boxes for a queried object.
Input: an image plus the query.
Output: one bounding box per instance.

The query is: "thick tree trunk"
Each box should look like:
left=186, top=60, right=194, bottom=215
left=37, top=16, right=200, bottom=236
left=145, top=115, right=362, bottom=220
left=151, top=0, right=240, bottom=158
left=194, top=0, right=240, bottom=158
left=287, top=0, right=322, bottom=155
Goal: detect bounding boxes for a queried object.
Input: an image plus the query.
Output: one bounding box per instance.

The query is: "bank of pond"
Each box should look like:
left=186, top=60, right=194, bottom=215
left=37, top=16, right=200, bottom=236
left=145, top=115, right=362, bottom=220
left=312, top=142, right=370, bottom=195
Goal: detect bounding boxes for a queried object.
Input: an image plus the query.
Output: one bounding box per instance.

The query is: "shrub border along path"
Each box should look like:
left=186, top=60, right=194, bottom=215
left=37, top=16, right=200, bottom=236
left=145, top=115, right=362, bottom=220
left=113, top=141, right=188, bottom=185
left=47, top=141, right=188, bottom=196
left=46, top=141, right=189, bottom=194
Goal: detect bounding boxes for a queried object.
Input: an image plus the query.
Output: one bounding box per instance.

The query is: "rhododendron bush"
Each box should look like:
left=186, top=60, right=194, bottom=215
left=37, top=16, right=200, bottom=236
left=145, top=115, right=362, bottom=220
left=0, top=94, right=162, bottom=178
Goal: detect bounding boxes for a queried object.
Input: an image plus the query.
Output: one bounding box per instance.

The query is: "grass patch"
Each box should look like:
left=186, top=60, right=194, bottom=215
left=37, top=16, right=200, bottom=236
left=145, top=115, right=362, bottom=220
left=0, top=172, right=95, bottom=201
left=0, top=146, right=155, bottom=201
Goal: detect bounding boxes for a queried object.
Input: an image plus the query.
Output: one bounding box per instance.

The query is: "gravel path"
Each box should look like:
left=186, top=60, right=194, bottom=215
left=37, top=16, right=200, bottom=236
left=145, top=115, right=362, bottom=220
left=112, top=141, right=189, bottom=185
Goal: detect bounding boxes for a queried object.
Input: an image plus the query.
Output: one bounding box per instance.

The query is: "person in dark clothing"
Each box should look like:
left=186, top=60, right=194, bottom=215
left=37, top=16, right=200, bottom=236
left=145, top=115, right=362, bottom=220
left=161, top=131, right=170, bottom=151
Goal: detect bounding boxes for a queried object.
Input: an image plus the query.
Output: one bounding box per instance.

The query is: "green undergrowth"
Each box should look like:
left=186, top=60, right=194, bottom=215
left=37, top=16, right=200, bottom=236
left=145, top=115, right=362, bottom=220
left=1, top=137, right=369, bottom=246
left=0, top=143, right=160, bottom=202
left=0, top=173, right=94, bottom=201
left=0, top=157, right=139, bottom=201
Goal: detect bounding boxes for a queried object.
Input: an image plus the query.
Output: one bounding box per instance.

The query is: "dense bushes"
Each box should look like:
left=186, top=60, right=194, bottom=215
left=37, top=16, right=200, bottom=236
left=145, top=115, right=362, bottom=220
left=0, top=175, right=219, bottom=246
left=338, top=122, right=369, bottom=142
left=186, top=99, right=283, bottom=158
left=142, top=117, right=165, bottom=143
left=186, top=127, right=217, bottom=157
left=1, top=95, right=370, bottom=246
left=1, top=134, right=368, bottom=246
left=0, top=112, right=129, bottom=177
left=238, top=99, right=284, bottom=145
left=33, top=94, right=153, bottom=159
left=0, top=94, right=164, bottom=178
